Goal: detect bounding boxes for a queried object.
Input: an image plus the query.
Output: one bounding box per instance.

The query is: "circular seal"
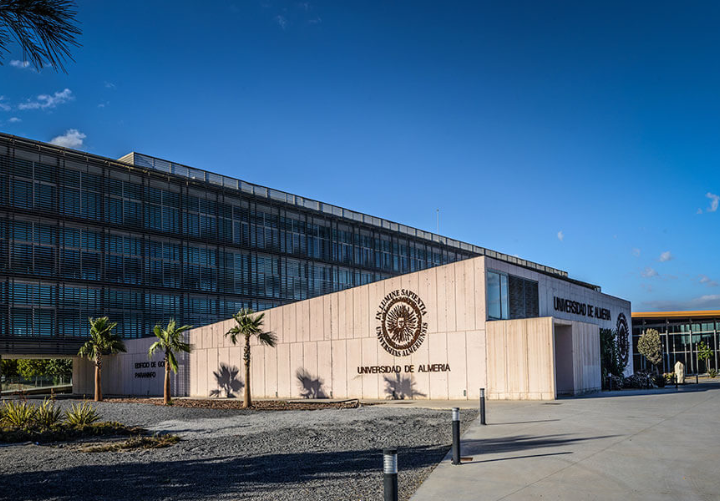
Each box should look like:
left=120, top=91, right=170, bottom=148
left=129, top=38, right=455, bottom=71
left=376, top=290, right=428, bottom=357
left=616, top=312, right=630, bottom=367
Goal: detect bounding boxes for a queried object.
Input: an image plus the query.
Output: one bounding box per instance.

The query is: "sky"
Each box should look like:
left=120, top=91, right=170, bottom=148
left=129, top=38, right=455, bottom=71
left=1, top=1, right=719, bottom=312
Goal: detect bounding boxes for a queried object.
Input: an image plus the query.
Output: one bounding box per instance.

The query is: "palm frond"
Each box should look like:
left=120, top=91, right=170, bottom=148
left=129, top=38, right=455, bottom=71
left=149, top=319, right=193, bottom=373
left=258, top=331, right=278, bottom=347
left=0, top=0, right=82, bottom=72
left=148, top=341, right=162, bottom=357
left=226, top=309, right=277, bottom=347
left=78, top=317, right=124, bottom=359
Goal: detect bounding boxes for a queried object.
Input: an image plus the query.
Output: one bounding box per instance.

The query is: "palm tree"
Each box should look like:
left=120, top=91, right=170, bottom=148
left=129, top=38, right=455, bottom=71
left=148, top=319, right=192, bottom=405
left=77, top=317, right=126, bottom=402
left=0, top=0, right=81, bottom=72
left=225, top=309, right=277, bottom=408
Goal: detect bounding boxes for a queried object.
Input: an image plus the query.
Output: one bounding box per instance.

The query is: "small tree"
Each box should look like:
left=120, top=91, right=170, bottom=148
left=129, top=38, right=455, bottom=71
left=77, top=317, right=126, bottom=402
left=637, top=329, right=662, bottom=373
left=225, top=309, right=277, bottom=408
left=148, top=319, right=193, bottom=405
left=697, top=341, right=713, bottom=374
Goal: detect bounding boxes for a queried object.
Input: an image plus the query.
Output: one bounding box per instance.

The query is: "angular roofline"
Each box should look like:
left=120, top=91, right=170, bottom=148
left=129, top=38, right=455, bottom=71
left=0, top=132, right=602, bottom=291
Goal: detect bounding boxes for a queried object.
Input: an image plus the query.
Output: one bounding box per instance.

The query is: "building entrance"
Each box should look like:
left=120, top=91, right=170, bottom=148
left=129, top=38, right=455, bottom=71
left=554, top=324, right=574, bottom=396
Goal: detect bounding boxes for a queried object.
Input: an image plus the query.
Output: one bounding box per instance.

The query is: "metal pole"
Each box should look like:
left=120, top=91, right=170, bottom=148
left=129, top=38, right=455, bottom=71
left=452, top=407, right=461, bottom=465
left=383, top=448, right=398, bottom=501
left=675, top=374, right=678, bottom=390
left=480, top=388, right=486, bottom=425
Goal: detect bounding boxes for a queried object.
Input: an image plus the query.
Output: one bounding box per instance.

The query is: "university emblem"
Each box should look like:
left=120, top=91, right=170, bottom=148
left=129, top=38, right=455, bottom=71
left=616, top=312, right=630, bottom=366
left=376, top=290, right=428, bottom=357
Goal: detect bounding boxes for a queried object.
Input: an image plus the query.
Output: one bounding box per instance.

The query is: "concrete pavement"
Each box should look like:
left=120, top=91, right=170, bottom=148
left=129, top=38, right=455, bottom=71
left=412, top=382, right=720, bottom=501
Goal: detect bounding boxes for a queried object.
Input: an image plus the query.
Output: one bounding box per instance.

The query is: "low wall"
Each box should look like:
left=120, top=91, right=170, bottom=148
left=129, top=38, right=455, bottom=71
left=72, top=336, right=189, bottom=397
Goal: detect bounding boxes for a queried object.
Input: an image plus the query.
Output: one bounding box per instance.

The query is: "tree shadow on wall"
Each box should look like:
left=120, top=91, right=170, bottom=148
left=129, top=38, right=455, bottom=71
left=210, top=363, right=244, bottom=398
left=296, top=368, right=327, bottom=399
left=384, top=373, right=426, bottom=400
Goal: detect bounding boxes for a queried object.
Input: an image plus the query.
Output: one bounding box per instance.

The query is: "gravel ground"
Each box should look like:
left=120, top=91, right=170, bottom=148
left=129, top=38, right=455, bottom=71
left=0, top=399, right=477, bottom=501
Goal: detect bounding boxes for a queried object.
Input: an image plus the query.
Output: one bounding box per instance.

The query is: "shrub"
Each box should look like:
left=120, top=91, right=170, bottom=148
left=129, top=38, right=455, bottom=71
left=623, top=372, right=656, bottom=389
left=2, top=401, right=36, bottom=427
left=709, top=368, right=717, bottom=379
left=65, top=401, right=100, bottom=426
left=35, top=399, right=63, bottom=428
left=654, top=374, right=666, bottom=388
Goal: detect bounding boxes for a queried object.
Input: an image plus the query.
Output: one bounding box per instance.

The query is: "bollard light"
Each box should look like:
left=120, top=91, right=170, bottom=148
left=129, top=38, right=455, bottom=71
left=451, top=407, right=461, bottom=465
left=480, top=388, right=486, bottom=425
left=383, top=448, right=398, bottom=501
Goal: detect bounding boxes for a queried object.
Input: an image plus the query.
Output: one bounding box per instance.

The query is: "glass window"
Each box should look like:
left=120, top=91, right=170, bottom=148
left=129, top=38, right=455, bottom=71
left=487, top=271, right=508, bottom=320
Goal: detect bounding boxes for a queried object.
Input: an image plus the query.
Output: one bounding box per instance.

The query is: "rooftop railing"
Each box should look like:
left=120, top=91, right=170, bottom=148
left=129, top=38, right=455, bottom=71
left=123, top=151, right=571, bottom=280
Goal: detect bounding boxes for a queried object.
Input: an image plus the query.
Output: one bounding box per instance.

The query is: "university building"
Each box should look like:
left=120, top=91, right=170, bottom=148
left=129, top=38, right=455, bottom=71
left=0, top=132, right=561, bottom=355
left=0, top=133, right=632, bottom=400
left=74, top=252, right=631, bottom=400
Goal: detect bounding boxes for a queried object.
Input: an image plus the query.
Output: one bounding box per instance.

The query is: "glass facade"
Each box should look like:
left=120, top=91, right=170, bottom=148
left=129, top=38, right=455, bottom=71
left=486, top=270, right=539, bottom=321
left=632, top=315, right=720, bottom=375
left=0, top=134, right=575, bottom=354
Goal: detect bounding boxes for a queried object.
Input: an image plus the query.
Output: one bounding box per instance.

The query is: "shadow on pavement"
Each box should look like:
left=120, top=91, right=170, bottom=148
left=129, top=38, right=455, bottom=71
left=459, top=433, right=618, bottom=457
left=463, top=451, right=572, bottom=465
left=0, top=444, right=449, bottom=500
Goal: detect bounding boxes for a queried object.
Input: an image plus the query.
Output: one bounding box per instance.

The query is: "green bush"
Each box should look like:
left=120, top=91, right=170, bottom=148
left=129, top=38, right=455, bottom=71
left=654, top=374, right=666, bottom=388
left=1, top=401, right=36, bottom=427
left=35, top=399, right=63, bottom=428
left=65, top=401, right=100, bottom=426
left=709, top=368, right=717, bottom=379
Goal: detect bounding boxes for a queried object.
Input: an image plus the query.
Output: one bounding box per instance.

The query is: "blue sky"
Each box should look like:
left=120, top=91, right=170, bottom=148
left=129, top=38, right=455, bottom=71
left=1, top=1, right=719, bottom=311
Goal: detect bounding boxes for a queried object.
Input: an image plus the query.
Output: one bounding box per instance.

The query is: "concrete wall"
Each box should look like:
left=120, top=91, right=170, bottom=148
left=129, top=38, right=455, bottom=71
left=565, top=320, right=601, bottom=395
left=72, top=254, right=629, bottom=400
left=189, top=257, right=488, bottom=400
left=486, top=317, right=556, bottom=400
left=73, top=336, right=188, bottom=397
left=486, top=318, right=601, bottom=400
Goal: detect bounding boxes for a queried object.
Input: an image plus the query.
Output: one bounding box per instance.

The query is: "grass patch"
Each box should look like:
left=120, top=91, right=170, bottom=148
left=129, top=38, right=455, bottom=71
left=81, top=434, right=180, bottom=453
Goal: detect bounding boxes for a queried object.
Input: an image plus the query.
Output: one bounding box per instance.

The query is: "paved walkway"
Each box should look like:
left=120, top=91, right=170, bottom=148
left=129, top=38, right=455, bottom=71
left=412, top=382, right=720, bottom=501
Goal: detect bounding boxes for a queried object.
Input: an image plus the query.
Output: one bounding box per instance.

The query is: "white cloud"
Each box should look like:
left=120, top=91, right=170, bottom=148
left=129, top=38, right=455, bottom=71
left=557, top=231, right=564, bottom=241
left=699, top=275, right=719, bottom=287
left=49, top=129, right=86, bottom=149
left=8, top=117, right=21, bottom=123
left=707, top=192, right=720, bottom=213
left=641, top=267, right=658, bottom=278
left=104, top=81, right=116, bottom=89
left=10, top=60, right=31, bottom=69
left=658, top=251, right=674, bottom=262
left=18, top=88, right=74, bottom=110
left=0, top=96, right=10, bottom=112
left=642, top=294, right=720, bottom=311
left=632, top=248, right=641, bottom=257
left=275, top=15, right=288, bottom=29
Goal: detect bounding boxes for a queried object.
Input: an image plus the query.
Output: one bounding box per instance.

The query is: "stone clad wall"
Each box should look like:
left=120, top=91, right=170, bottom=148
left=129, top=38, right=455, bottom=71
left=70, top=254, right=630, bottom=400
left=189, top=257, right=488, bottom=400
left=73, top=336, right=188, bottom=397
left=486, top=318, right=602, bottom=400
